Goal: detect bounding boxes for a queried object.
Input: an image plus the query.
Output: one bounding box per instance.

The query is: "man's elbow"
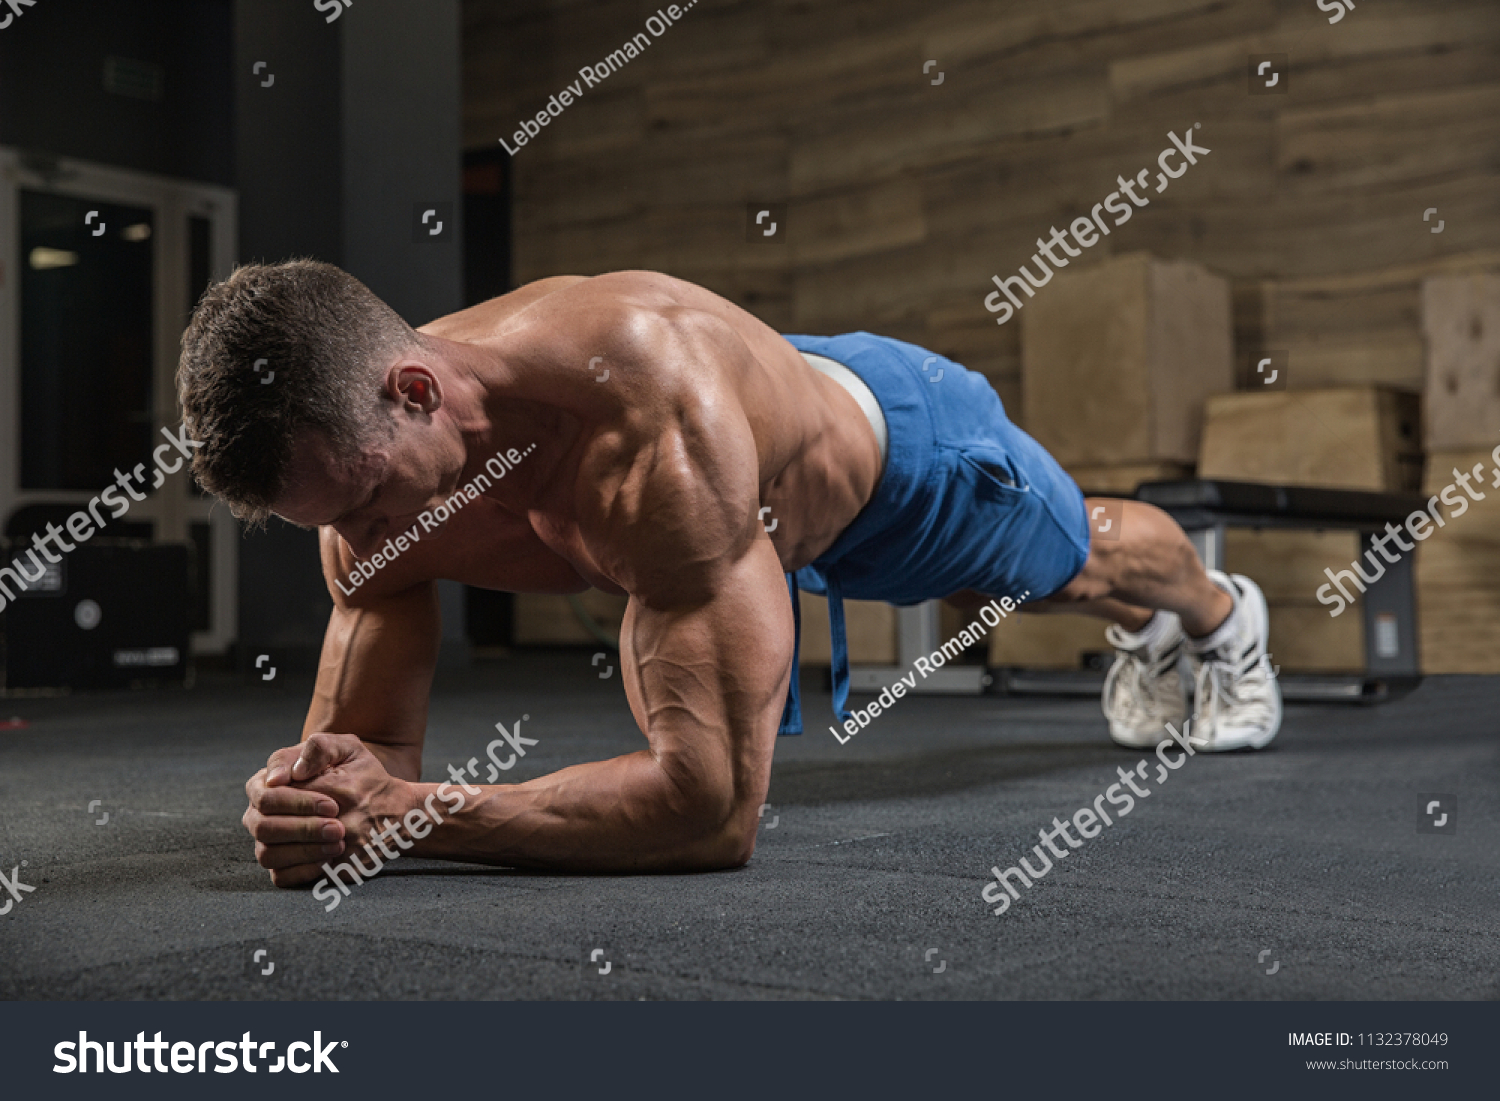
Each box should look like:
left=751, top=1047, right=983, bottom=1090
left=702, top=812, right=757, bottom=869
left=676, top=817, right=753, bottom=871
left=656, top=765, right=758, bottom=870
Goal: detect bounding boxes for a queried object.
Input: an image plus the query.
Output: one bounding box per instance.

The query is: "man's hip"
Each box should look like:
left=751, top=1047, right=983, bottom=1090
left=782, top=331, right=1090, bottom=605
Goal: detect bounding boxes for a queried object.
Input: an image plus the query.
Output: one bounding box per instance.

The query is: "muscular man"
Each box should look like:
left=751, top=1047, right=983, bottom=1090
left=177, top=261, right=1279, bottom=886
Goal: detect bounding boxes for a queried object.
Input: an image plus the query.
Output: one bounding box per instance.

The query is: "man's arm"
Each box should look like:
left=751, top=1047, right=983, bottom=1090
left=245, top=453, right=611, bottom=885
left=268, top=544, right=792, bottom=876
left=406, top=537, right=791, bottom=870
left=300, top=529, right=442, bottom=781
left=295, top=508, right=584, bottom=778
left=288, top=304, right=794, bottom=872
left=239, top=533, right=443, bottom=887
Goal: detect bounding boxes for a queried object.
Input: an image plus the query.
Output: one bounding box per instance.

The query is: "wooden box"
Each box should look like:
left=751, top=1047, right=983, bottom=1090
left=1257, top=605, right=1364, bottom=674
left=513, top=589, right=898, bottom=666
left=513, top=591, right=627, bottom=646
left=1417, top=448, right=1500, bottom=673
left=1065, top=462, right=1194, bottom=495
left=987, top=613, right=1110, bottom=670
left=1224, top=529, right=1365, bottom=672
left=797, top=594, right=896, bottom=665
left=1223, top=529, right=1363, bottom=605
left=1198, top=387, right=1422, bottom=492
left=1423, top=273, right=1500, bottom=451
left=1021, top=252, right=1233, bottom=467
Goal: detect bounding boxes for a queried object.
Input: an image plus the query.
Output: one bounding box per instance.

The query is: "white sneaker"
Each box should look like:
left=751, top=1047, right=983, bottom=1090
left=1102, top=612, right=1188, bottom=748
left=1187, top=571, right=1282, bottom=752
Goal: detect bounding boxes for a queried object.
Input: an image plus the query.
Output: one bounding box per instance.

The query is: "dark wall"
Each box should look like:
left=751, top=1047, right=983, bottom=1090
left=233, top=0, right=342, bottom=264
left=230, top=0, right=344, bottom=670
left=340, top=1, right=467, bottom=657
left=341, top=0, right=462, bottom=328
left=0, top=0, right=233, bottom=185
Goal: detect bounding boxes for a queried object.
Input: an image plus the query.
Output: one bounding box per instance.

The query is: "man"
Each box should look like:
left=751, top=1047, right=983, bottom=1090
left=178, top=261, right=1279, bottom=885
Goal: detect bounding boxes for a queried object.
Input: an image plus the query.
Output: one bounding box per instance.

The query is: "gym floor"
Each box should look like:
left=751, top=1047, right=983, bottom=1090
left=1, top=653, right=1494, bottom=1000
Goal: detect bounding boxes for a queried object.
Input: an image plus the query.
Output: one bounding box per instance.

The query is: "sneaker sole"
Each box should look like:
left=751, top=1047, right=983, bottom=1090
left=1108, top=720, right=1186, bottom=750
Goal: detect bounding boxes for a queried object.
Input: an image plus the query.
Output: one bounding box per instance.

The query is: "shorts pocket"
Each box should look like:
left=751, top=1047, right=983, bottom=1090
left=958, top=448, right=1031, bottom=501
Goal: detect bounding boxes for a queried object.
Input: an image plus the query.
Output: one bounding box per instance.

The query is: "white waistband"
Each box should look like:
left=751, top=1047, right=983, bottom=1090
left=800, top=351, right=889, bottom=463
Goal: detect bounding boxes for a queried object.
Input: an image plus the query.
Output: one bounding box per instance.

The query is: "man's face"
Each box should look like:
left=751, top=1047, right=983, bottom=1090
left=272, top=418, right=462, bottom=559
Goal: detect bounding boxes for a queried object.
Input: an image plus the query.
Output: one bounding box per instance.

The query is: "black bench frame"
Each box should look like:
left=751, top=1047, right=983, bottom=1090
left=1132, top=479, right=1425, bottom=701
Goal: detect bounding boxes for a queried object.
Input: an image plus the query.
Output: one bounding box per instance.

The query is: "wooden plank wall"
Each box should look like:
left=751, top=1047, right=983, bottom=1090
left=464, top=0, right=1500, bottom=414
left=466, top=0, right=1500, bottom=669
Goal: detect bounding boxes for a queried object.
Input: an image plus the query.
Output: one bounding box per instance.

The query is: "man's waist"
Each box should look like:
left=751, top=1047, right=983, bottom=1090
left=799, top=351, right=889, bottom=465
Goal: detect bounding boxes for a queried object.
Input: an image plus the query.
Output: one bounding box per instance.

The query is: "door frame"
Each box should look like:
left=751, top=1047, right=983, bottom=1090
left=0, top=146, right=239, bottom=655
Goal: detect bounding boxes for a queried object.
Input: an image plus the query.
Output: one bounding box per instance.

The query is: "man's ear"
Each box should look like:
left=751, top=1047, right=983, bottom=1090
left=389, top=364, right=441, bottom=413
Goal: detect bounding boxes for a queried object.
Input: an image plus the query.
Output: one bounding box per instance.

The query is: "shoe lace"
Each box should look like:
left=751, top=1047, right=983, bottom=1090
left=1194, top=645, right=1278, bottom=731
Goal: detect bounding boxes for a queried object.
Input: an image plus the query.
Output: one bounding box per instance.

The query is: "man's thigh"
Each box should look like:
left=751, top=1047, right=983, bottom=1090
left=988, top=497, right=1188, bottom=610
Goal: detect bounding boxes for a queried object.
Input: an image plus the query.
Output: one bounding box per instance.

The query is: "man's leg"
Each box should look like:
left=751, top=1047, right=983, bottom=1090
left=945, top=500, right=1227, bottom=630
left=1019, top=499, right=1230, bottom=635
left=954, top=498, right=1281, bottom=752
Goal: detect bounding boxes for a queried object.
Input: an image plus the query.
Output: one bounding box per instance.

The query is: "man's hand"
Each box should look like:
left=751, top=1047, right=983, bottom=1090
left=244, top=732, right=416, bottom=888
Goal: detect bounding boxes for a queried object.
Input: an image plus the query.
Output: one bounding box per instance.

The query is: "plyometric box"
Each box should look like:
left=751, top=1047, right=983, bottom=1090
left=513, top=590, right=627, bottom=646
left=797, top=593, right=896, bottom=666
left=988, top=614, right=1108, bottom=671
left=1416, top=448, right=1500, bottom=674
left=513, top=589, right=900, bottom=667
left=1066, top=461, right=1193, bottom=495
left=1198, top=387, right=1422, bottom=492
left=1224, top=529, right=1364, bottom=673
left=1422, top=273, right=1500, bottom=452
left=1022, top=251, right=1233, bottom=467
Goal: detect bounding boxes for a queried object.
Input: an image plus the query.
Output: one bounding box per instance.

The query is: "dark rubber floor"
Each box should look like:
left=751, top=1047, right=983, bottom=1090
left=1, top=653, right=1495, bottom=1000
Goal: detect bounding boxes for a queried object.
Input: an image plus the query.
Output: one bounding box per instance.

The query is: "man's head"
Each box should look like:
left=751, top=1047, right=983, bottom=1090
left=177, top=260, right=461, bottom=548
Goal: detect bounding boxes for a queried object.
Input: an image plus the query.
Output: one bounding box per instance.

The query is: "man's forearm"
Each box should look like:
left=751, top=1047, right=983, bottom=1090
left=300, top=581, right=440, bottom=781
left=403, top=750, right=746, bottom=873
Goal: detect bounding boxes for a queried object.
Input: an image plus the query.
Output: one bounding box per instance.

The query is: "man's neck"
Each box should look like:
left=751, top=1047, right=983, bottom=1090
left=437, top=339, right=579, bottom=512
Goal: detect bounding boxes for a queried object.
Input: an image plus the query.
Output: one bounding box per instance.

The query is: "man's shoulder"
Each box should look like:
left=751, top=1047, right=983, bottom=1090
left=426, top=271, right=697, bottom=334
left=525, top=271, right=719, bottom=340
left=500, top=273, right=736, bottom=397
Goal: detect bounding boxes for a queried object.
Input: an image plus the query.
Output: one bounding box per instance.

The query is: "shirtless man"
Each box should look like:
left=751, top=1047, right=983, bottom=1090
left=176, top=261, right=1279, bottom=887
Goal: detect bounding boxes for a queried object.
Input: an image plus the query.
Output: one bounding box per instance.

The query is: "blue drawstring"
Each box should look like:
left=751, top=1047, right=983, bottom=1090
left=826, top=570, right=852, bottom=727
left=778, top=572, right=803, bottom=735
left=778, top=569, right=853, bottom=737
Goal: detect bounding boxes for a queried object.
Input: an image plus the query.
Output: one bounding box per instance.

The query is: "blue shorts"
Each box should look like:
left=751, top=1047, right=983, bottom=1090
left=779, top=331, right=1091, bottom=735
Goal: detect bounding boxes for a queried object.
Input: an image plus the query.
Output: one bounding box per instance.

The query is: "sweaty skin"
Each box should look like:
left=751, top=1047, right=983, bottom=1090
left=241, top=270, right=1230, bottom=887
